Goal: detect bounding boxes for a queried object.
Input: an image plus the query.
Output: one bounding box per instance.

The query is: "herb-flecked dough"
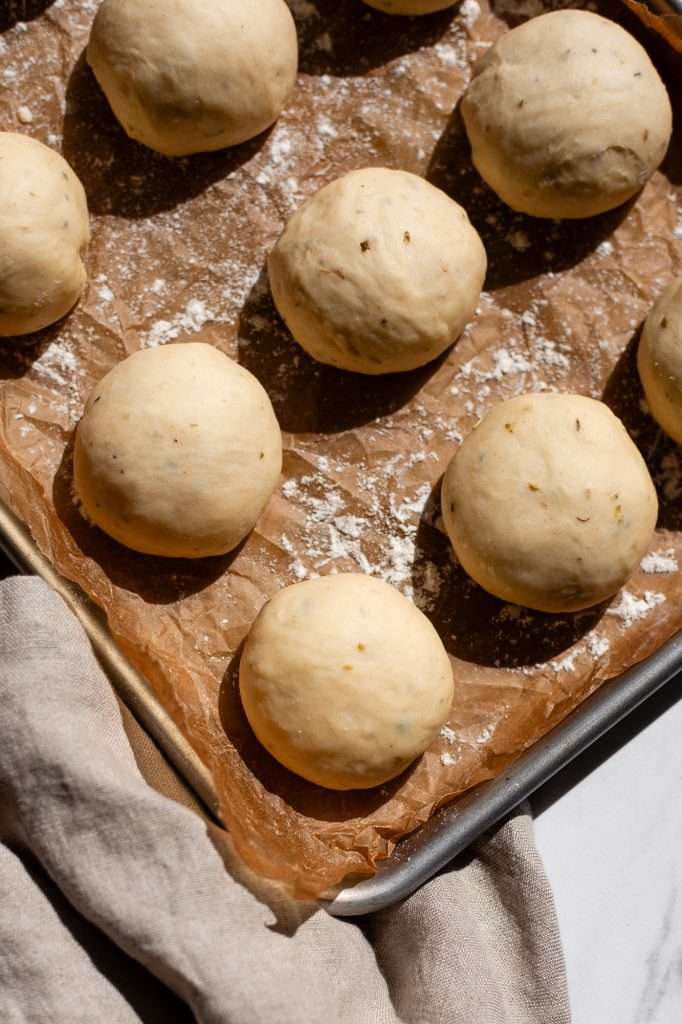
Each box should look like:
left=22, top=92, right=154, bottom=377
left=441, top=393, right=658, bottom=613
left=461, top=10, right=672, bottom=219
left=87, top=0, right=298, bottom=156
left=638, top=277, right=682, bottom=445
left=74, top=343, right=282, bottom=559
left=239, top=574, right=455, bottom=790
left=268, top=167, right=487, bottom=375
left=0, top=132, right=89, bottom=337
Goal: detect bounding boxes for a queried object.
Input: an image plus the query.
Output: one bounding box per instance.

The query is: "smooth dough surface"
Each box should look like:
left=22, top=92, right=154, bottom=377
left=638, top=277, right=682, bottom=444
left=74, top=343, right=282, bottom=558
left=239, top=574, right=454, bottom=790
left=441, top=393, right=658, bottom=612
left=461, top=10, right=672, bottom=219
left=87, top=0, right=298, bottom=157
left=0, top=132, right=89, bottom=337
left=268, top=167, right=487, bottom=375
left=362, top=0, right=457, bottom=12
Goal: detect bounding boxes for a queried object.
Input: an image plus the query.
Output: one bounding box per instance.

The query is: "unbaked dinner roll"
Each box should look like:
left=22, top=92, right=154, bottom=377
left=0, top=133, right=89, bottom=337
left=239, top=574, right=454, bottom=790
left=441, top=393, right=658, bottom=613
left=74, top=343, right=282, bottom=558
left=638, top=277, right=682, bottom=444
left=362, top=1, right=457, bottom=13
left=87, top=0, right=298, bottom=157
left=461, top=10, right=672, bottom=219
left=268, top=167, right=487, bottom=375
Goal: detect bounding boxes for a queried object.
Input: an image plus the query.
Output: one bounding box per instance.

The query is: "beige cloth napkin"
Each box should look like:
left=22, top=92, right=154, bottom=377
left=0, top=576, right=571, bottom=1024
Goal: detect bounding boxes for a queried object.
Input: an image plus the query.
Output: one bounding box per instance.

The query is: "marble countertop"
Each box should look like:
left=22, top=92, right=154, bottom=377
left=532, top=677, right=682, bottom=1024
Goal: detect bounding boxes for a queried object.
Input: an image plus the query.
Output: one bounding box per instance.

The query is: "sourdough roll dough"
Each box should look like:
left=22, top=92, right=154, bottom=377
left=87, top=0, right=298, bottom=157
left=461, top=10, right=672, bottom=219
left=74, top=343, right=282, bottom=558
left=441, top=393, right=658, bottom=613
left=638, top=277, right=682, bottom=444
left=268, top=167, right=487, bottom=375
left=239, top=574, right=454, bottom=790
left=362, top=1, right=457, bottom=13
left=0, top=133, right=89, bottom=337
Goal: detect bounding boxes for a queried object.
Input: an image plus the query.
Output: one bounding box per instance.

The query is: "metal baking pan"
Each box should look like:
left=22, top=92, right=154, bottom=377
left=0, top=489, right=680, bottom=915
left=1, top=0, right=680, bottom=917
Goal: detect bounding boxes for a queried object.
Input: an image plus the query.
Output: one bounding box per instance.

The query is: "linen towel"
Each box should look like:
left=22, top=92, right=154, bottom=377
left=0, top=576, right=570, bottom=1023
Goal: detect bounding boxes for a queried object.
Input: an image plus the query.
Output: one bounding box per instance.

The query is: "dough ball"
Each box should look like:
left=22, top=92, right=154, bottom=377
left=74, top=343, right=282, bottom=558
left=441, top=393, right=658, bottom=612
left=239, top=574, right=454, bottom=790
left=87, top=0, right=298, bottom=157
left=638, top=277, right=682, bottom=444
left=268, top=167, right=487, bottom=375
left=461, top=10, right=672, bottom=219
left=0, top=132, right=89, bottom=337
left=362, top=0, right=457, bottom=13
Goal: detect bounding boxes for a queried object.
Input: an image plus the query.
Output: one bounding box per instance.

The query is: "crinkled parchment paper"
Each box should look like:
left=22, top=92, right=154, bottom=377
left=0, top=0, right=681, bottom=897
left=625, top=0, right=682, bottom=52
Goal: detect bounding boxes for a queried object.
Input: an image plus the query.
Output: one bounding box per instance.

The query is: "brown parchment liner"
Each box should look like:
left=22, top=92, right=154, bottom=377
left=625, top=0, right=682, bottom=52
left=0, top=0, right=681, bottom=897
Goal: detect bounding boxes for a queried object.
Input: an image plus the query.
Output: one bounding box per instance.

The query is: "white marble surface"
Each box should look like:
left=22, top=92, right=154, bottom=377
left=532, top=680, right=682, bottom=1024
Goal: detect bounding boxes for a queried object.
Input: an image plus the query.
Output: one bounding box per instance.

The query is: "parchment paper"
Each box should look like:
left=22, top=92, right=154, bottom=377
left=0, top=0, right=681, bottom=897
left=625, top=0, right=682, bottom=51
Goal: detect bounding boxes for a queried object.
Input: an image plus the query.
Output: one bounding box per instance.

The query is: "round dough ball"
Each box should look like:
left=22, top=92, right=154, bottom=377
left=441, top=393, right=658, bottom=612
left=0, top=133, right=89, bottom=337
left=638, top=277, right=682, bottom=444
left=74, top=343, right=282, bottom=558
left=268, top=167, right=487, bottom=375
left=461, top=10, right=672, bottom=219
left=239, top=574, right=454, bottom=790
left=362, top=0, right=456, bottom=13
left=87, top=0, right=298, bottom=157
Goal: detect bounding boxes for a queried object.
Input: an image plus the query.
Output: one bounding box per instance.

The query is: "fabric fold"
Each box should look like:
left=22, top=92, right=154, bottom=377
left=0, top=576, right=570, bottom=1024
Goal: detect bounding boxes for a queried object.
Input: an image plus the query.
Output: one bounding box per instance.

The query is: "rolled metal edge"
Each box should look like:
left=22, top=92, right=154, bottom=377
left=324, top=631, right=682, bottom=915
left=0, top=492, right=221, bottom=822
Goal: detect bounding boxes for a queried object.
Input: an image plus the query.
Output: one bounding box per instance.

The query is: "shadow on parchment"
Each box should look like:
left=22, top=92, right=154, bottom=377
left=489, top=0, right=682, bottom=187
left=0, top=0, right=55, bottom=30
left=426, top=99, right=634, bottom=293
left=294, top=0, right=457, bottom=76
left=410, top=476, right=606, bottom=669
left=62, top=52, right=272, bottom=219
left=602, top=326, right=682, bottom=534
left=0, top=307, right=83, bottom=381
left=237, top=267, right=450, bottom=434
left=52, top=438, right=238, bottom=605
left=218, top=644, right=412, bottom=823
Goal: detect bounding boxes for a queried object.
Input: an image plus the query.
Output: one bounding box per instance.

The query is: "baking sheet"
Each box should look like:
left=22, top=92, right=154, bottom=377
left=0, top=0, right=681, bottom=897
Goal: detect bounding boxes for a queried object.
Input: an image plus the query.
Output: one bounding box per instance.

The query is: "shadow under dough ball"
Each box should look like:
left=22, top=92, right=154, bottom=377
left=239, top=573, right=455, bottom=790
left=74, top=343, right=282, bottom=559
left=441, top=392, right=658, bottom=613
left=461, top=9, right=673, bottom=219
left=638, top=277, right=682, bottom=445
left=0, top=132, right=89, bottom=337
left=86, top=0, right=298, bottom=157
left=361, top=0, right=457, bottom=13
left=267, top=167, right=487, bottom=375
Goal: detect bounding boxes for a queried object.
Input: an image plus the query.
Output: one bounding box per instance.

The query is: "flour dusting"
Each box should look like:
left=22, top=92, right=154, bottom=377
left=607, top=590, right=666, bottom=627
left=145, top=299, right=217, bottom=347
left=641, top=551, right=679, bottom=575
